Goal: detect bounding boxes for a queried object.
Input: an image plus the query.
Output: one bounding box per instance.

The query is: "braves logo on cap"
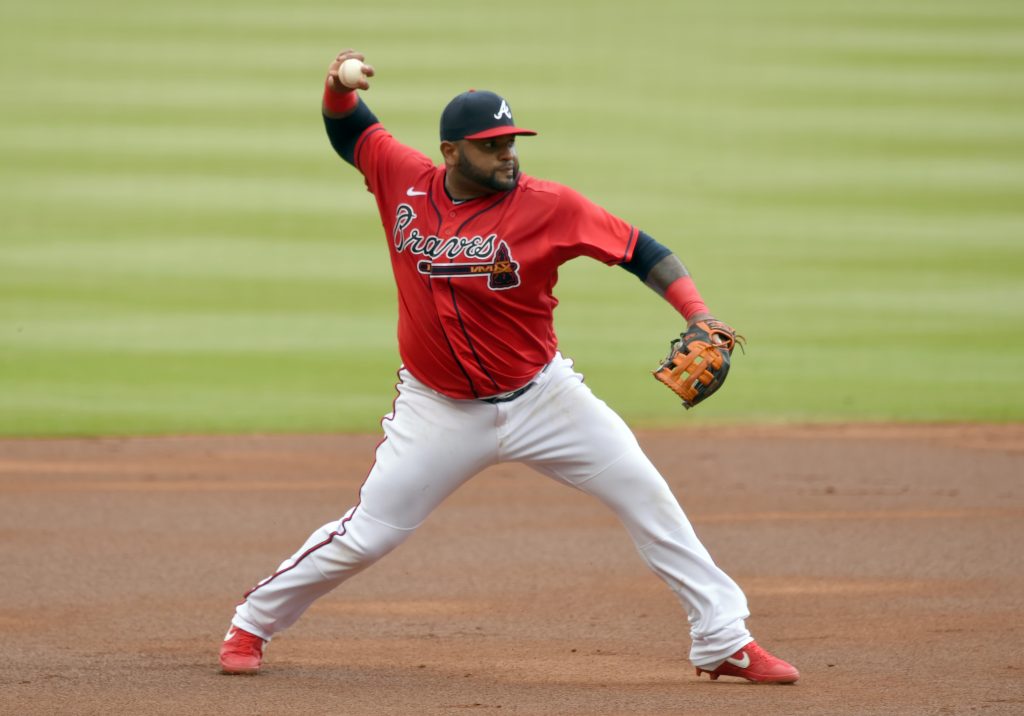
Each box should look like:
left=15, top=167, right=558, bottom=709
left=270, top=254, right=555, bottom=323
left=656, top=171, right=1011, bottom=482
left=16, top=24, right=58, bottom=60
left=493, top=100, right=513, bottom=121
left=440, top=90, right=537, bottom=142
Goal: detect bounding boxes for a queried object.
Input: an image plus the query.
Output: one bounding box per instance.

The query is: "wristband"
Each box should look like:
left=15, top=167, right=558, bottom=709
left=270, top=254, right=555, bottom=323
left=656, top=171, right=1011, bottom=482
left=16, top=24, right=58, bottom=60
left=323, top=83, right=358, bottom=115
left=663, top=276, right=709, bottom=321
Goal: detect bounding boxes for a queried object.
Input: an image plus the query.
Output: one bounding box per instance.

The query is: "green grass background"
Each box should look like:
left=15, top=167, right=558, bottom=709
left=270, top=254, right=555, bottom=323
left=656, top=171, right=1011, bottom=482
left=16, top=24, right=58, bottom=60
left=1, top=0, right=1022, bottom=436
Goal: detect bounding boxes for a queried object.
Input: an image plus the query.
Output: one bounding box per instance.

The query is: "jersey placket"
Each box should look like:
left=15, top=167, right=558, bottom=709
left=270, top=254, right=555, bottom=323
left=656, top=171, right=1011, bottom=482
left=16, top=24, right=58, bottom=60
left=428, top=203, right=491, bottom=397
left=428, top=194, right=510, bottom=398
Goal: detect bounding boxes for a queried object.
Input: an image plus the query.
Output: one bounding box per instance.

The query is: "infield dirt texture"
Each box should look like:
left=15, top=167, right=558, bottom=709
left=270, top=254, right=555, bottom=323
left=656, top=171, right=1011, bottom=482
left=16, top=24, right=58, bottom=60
left=2, top=426, right=1023, bottom=714
left=1, top=1, right=1023, bottom=714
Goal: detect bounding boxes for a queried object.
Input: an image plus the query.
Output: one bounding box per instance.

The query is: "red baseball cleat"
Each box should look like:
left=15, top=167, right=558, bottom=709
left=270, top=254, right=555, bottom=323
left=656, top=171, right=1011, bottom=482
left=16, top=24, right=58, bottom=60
left=220, top=625, right=265, bottom=675
left=696, top=641, right=799, bottom=684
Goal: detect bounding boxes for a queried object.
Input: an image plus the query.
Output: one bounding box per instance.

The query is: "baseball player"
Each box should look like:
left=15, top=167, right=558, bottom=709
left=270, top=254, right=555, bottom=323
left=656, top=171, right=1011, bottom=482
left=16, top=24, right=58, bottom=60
left=219, top=49, right=799, bottom=684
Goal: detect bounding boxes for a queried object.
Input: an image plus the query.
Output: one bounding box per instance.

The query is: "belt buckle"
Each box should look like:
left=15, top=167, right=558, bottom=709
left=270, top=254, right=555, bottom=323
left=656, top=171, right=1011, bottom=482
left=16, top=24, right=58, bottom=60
left=482, top=382, right=531, bottom=404
left=481, top=362, right=550, bottom=404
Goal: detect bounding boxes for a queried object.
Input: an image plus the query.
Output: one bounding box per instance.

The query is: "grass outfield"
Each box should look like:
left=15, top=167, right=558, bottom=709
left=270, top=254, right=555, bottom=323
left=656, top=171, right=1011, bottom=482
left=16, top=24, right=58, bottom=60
left=2, top=1, right=1022, bottom=436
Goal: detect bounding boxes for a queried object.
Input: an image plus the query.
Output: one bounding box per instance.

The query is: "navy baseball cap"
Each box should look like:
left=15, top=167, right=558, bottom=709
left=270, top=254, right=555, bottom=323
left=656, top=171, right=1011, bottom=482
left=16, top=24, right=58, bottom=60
left=439, top=90, right=537, bottom=141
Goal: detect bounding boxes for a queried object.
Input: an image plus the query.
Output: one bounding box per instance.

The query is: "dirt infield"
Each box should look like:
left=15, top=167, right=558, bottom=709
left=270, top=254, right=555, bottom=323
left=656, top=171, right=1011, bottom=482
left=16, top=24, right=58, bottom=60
left=1, top=425, right=1022, bottom=715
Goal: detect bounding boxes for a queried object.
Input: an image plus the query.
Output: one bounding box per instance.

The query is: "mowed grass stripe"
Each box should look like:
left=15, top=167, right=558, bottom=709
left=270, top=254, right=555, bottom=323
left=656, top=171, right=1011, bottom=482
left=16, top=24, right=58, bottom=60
left=0, top=352, right=395, bottom=436
left=4, top=313, right=396, bottom=353
left=1, top=238, right=386, bottom=280
left=5, top=173, right=364, bottom=214
left=0, top=125, right=325, bottom=161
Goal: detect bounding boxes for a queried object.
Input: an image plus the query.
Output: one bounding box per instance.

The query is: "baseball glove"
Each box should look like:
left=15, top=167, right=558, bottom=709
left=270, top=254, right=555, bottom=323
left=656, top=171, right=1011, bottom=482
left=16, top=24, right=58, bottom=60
left=653, top=319, right=743, bottom=409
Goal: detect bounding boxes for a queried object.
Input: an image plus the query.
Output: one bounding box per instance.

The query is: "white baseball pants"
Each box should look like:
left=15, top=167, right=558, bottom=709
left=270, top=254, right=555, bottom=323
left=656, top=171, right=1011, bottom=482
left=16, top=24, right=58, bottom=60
left=231, top=354, right=752, bottom=667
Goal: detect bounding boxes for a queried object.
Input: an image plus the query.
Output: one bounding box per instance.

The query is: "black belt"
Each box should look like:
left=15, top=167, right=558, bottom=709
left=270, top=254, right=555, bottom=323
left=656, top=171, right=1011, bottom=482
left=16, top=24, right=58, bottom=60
left=479, top=363, right=550, bottom=404
left=479, top=381, right=536, bottom=404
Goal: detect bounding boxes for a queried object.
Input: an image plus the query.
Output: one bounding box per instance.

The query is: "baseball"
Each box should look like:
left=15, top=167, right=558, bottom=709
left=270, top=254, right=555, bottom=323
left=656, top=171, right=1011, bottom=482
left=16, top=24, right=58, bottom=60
left=338, top=58, right=366, bottom=89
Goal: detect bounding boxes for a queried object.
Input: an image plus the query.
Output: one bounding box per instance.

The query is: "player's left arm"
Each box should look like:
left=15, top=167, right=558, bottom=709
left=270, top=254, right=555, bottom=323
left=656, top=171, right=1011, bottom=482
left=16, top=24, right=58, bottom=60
left=620, top=231, right=713, bottom=326
left=557, top=190, right=715, bottom=326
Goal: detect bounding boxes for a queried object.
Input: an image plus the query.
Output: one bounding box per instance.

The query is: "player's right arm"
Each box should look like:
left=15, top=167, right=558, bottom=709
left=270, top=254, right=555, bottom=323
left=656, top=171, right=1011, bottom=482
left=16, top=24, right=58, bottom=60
left=322, top=49, right=379, bottom=166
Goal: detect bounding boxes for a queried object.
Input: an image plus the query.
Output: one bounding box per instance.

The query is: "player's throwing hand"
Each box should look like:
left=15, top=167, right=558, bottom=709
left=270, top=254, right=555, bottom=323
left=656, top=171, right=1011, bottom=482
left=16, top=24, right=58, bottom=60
left=327, top=49, right=374, bottom=93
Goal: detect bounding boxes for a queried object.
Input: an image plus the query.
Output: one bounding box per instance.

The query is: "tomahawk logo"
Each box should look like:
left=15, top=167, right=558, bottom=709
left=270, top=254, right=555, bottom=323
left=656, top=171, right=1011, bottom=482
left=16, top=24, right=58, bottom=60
left=417, top=241, right=521, bottom=291
left=493, top=99, right=513, bottom=121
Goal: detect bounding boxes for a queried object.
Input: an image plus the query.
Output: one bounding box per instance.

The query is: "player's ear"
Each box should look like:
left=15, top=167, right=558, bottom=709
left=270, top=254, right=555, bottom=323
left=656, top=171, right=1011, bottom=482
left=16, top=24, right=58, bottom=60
left=440, top=140, right=459, bottom=167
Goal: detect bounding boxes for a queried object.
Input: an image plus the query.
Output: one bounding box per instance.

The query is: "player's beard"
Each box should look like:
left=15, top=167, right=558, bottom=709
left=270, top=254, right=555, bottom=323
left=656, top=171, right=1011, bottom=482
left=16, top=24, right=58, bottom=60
left=457, top=153, right=519, bottom=194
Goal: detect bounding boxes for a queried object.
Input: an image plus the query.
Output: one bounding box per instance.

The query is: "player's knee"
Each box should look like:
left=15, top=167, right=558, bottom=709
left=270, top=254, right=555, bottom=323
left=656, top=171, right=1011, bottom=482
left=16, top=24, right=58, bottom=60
left=321, top=516, right=412, bottom=571
left=352, top=523, right=409, bottom=561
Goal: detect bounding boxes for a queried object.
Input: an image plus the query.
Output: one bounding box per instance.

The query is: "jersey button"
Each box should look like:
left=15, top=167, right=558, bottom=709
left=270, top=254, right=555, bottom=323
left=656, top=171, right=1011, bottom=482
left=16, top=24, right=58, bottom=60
left=449, top=211, right=456, bottom=218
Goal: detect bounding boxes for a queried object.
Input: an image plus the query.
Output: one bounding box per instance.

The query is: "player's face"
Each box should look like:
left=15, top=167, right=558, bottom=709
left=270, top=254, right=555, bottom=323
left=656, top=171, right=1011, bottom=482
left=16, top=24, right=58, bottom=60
left=455, top=135, right=520, bottom=194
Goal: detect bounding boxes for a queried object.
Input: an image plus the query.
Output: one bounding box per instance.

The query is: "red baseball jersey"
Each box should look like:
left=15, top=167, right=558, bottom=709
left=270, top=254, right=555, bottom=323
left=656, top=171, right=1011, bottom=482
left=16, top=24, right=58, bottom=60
left=352, top=124, right=639, bottom=399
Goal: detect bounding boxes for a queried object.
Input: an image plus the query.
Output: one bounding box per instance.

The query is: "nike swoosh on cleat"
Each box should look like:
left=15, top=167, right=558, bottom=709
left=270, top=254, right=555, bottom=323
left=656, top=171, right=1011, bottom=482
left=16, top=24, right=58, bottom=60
left=224, top=627, right=237, bottom=642
left=406, top=187, right=427, bottom=196
left=726, top=651, right=751, bottom=669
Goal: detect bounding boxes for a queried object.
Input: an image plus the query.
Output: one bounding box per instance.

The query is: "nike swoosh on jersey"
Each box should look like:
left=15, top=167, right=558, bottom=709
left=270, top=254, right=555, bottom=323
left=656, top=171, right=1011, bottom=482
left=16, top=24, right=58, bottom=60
left=406, top=187, right=427, bottom=196
left=726, top=651, right=751, bottom=669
